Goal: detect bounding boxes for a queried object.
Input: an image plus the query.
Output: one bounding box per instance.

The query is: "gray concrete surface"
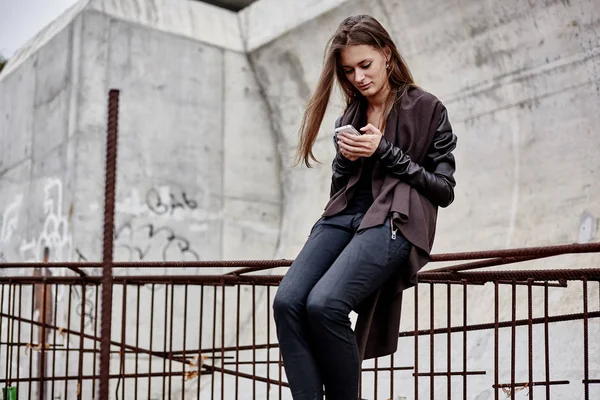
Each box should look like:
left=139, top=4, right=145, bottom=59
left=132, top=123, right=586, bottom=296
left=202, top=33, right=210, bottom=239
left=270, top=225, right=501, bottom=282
left=1, top=0, right=599, bottom=398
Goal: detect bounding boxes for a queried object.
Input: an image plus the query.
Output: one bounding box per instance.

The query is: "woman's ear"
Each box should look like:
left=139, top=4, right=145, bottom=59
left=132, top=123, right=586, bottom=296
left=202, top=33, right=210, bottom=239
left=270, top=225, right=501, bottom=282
left=383, top=46, right=392, bottom=63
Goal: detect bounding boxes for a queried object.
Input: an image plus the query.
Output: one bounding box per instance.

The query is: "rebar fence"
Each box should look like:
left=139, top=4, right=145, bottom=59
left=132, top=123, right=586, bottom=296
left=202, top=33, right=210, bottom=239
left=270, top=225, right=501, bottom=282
left=0, top=90, right=598, bottom=399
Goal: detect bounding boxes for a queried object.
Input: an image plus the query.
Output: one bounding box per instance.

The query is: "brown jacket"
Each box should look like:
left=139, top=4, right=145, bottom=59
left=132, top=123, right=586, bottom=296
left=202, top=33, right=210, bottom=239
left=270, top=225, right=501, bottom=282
left=322, top=86, right=457, bottom=360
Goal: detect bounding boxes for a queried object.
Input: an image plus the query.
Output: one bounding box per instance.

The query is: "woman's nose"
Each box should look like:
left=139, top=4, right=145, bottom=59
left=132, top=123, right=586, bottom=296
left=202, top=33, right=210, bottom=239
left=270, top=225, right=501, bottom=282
left=355, top=70, right=365, bottom=84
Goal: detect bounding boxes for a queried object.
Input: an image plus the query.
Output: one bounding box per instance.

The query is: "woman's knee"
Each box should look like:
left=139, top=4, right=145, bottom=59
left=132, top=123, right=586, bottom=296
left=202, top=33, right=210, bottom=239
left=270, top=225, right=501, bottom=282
left=306, top=292, right=345, bottom=324
left=273, top=290, right=302, bottom=318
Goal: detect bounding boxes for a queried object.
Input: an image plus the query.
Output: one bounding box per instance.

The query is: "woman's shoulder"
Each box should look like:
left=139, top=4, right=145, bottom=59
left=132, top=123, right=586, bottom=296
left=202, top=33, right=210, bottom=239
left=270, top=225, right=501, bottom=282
left=403, top=85, right=443, bottom=108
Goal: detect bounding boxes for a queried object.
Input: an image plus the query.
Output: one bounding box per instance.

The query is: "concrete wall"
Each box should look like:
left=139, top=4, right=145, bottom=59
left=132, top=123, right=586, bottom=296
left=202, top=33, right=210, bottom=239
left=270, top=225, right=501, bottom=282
left=1, top=0, right=600, bottom=398
left=245, top=0, right=600, bottom=398
left=0, top=0, right=280, bottom=398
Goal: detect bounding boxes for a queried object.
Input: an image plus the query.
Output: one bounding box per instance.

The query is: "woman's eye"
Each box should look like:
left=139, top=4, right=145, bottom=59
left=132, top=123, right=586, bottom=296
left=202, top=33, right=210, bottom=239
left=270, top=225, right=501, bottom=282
left=362, top=63, right=372, bottom=69
left=344, top=70, right=353, bottom=74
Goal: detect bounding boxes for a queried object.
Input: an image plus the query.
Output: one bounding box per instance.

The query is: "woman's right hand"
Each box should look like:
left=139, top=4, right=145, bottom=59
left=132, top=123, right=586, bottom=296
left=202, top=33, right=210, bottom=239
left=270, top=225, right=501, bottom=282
left=337, top=133, right=361, bottom=161
left=339, top=147, right=360, bottom=161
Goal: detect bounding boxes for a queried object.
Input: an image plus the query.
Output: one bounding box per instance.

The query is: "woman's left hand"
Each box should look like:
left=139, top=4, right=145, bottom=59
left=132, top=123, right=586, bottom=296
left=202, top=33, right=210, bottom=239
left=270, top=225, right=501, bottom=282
left=337, top=123, right=383, bottom=158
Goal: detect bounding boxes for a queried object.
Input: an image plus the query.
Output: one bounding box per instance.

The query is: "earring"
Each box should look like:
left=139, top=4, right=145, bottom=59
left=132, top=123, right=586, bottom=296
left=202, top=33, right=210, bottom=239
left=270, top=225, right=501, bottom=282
left=386, top=62, right=389, bottom=69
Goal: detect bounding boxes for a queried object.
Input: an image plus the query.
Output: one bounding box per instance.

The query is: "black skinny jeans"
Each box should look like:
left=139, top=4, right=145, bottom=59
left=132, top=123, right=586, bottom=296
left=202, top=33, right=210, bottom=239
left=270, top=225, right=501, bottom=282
left=273, top=213, right=412, bottom=400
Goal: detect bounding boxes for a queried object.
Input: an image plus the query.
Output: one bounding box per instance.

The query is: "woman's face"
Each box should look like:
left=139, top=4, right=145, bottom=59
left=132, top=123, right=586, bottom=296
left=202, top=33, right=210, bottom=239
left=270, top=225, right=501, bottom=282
left=340, top=44, right=389, bottom=98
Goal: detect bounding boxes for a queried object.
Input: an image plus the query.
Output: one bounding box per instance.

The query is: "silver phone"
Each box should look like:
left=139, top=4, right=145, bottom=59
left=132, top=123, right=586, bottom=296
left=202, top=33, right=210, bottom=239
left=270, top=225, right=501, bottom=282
left=334, top=124, right=361, bottom=140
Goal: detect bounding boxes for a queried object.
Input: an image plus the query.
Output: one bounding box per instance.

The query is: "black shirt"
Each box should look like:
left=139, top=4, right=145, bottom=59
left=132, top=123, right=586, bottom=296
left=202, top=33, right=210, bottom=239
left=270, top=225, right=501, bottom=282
left=342, top=155, right=376, bottom=215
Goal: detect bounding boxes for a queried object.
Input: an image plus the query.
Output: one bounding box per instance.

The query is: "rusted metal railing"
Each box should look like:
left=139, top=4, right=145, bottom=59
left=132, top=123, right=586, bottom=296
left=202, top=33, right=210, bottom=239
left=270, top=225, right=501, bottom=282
left=0, top=90, right=598, bottom=399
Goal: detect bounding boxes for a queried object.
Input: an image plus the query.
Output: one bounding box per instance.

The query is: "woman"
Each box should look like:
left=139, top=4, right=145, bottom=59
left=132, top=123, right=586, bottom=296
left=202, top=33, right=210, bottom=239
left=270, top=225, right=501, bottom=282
left=273, top=15, right=457, bottom=400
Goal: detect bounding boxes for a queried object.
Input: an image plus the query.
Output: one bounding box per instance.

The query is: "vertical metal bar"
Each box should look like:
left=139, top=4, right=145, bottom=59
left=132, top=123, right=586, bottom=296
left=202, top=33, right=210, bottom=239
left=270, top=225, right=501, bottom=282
left=99, top=89, right=120, bottom=400
left=267, top=286, right=271, bottom=400
left=252, top=283, right=256, bottom=399
left=583, top=277, right=589, bottom=400
left=374, top=357, right=378, bottom=400
left=4, top=283, right=12, bottom=386
left=527, top=279, right=533, bottom=400
left=430, top=283, right=434, bottom=400
left=77, top=284, right=87, bottom=400
left=494, top=281, right=499, bottom=400
left=414, top=282, right=419, bottom=400
left=92, top=285, right=100, bottom=399
left=120, top=282, right=128, bottom=399
left=51, top=283, right=59, bottom=400
left=9, top=283, right=16, bottom=385
left=39, top=281, right=48, bottom=400
left=28, top=284, right=35, bottom=399
left=359, top=359, right=362, bottom=397
left=447, top=283, right=452, bottom=400
left=221, top=283, right=226, bottom=400
left=390, top=354, right=395, bottom=399
left=64, top=284, right=73, bottom=399
left=168, top=282, right=175, bottom=396
left=278, top=350, right=283, bottom=400
left=197, top=285, right=204, bottom=400
left=135, top=285, right=140, bottom=400
left=148, top=285, right=155, bottom=399
left=236, top=285, right=241, bottom=398
left=510, top=280, right=516, bottom=400
left=462, top=281, right=467, bottom=400
left=17, top=284, right=23, bottom=389
left=182, top=284, right=188, bottom=400
left=0, top=284, right=5, bottom=385
left=211, top=286, right=217, bottom=399
left=544, top=282, right=550, bottom=400
left=162, top=284, right=169, bottom=398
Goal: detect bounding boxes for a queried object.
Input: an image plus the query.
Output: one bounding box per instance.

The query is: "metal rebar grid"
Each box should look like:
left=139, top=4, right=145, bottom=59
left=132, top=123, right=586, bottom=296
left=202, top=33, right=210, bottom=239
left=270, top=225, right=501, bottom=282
left=0, top=90, right=598, bottom=399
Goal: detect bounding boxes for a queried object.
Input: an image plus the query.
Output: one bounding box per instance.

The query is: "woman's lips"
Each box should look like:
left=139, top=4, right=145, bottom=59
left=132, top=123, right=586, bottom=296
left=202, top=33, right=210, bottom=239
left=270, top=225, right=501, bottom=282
left=358, top=82, right=371, bottom=90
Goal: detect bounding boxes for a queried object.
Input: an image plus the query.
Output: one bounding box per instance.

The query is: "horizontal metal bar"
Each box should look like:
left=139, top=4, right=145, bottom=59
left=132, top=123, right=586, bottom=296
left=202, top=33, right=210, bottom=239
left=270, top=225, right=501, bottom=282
left=418, top=268, right=600, bottom=282
left=493, top=380, right=569, bottom=388
left=0, top=275, right=284, bottom=285
left=414, top=370, right=486, bottom=377
left=0, top=260, right=293, bottom=269
left=361, top=366, right=413, bottom=372
left=0, top=370, right=210, bottom=384
left=399, top=311, right=600, bottom=337
left=430, top=241, right=600, bottom=262
left=0, top=240, right=597, bottom=271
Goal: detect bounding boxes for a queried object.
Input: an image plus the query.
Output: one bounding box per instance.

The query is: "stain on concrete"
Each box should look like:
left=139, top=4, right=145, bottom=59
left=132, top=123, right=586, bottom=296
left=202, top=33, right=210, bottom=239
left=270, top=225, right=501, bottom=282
left=474, top=389, right=492, bottom=400
left=474, top=41, right=515, bottom=68
left=278, top=51, right=311, bottom=102
left=578, top=211, right=597, bottom=243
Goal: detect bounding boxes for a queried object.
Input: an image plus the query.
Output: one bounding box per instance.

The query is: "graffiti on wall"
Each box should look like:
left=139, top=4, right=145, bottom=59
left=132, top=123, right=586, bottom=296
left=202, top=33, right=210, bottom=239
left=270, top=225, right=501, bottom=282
left=112, top=185, right=207, bottom=263
left=19, top=179, right=73, bottom=263
left=1, top=194, right=23, bottom=245
left=114, top=221, right=200, bottom=262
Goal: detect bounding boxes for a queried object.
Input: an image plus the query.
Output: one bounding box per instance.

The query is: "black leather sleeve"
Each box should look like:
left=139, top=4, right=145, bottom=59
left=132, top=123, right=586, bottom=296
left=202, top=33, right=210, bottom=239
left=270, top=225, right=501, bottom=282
left=330, top=117, right=358, bottom=196
left=373, top=108, right=457, bottom=207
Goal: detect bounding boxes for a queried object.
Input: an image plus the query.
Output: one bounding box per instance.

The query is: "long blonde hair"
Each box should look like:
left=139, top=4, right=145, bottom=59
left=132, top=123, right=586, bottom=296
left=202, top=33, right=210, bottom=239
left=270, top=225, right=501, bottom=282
left=295, top=15, right=415, bottom=168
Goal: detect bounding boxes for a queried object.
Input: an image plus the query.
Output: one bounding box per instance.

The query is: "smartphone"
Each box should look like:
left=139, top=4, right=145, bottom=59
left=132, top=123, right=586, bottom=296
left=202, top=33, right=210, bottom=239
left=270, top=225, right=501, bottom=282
left=334, top=124, right=361, bottom=140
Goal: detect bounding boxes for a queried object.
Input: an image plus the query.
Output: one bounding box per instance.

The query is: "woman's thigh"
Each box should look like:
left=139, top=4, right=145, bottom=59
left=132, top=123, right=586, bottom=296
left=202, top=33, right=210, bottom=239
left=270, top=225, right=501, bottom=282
left=276, top=214, right=356, bottom=306
left=307, top=217, right=412, bottom=313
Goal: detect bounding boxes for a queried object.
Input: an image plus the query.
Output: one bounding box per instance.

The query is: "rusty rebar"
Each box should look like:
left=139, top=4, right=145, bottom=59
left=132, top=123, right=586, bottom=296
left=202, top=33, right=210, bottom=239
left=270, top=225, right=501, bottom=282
left=418, top=268, right=600, bottom=283
left=494, top=281, right=499, bottom=400
left=544, top=282, right=550, bottom=400
left=430, top=283, right=434, bottom=400
left=99, top=88, right=120, bottom=400
left=1, top=240, right=598, bottom=272
left=447, top=283, right=452, bottom=400
left=528, top=279, right=534, bottom=400
left=414, top=280, right=419, bottom=400
left=583, top=277, right=590, bottom=400
left=430, top=242, right=600, bottom=262
left=77, top=284, right=86, bottom=400
left=510, top=281, right=516, bottom=400
left=462, top=281, right=467, bottom=400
